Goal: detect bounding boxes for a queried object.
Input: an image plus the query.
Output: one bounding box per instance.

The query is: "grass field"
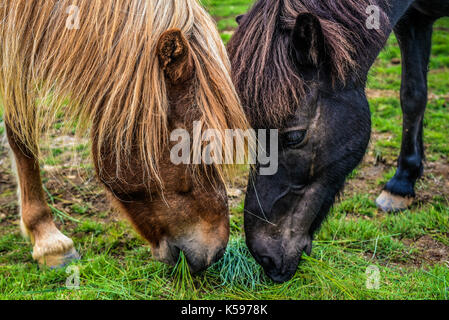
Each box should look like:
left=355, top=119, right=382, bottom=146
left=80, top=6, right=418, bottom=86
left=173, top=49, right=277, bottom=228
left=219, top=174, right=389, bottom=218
left=0, top=1, right=448, bottom=300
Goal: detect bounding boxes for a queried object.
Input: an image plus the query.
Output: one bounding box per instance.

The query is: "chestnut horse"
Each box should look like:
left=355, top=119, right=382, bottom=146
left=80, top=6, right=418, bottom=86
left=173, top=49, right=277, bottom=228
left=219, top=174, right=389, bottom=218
left=0, top=0, right=248, bottom=272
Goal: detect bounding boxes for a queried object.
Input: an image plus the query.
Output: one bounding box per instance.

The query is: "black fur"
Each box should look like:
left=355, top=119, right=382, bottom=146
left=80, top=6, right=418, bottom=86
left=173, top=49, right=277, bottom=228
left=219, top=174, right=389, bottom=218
left=229, top=0, right=449, bottom=283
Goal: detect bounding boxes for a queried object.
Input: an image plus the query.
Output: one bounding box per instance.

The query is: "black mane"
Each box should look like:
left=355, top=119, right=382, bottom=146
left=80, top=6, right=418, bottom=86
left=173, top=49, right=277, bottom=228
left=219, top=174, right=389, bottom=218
left=228, top=0, right=390, bottom=127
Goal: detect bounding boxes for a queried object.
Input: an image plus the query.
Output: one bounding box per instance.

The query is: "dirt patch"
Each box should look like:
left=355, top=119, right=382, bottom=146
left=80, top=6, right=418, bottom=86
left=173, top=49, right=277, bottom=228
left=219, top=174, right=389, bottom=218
left=366, top=88, right=449, bottom=102
left=341, top=126, right=449, bottom=207
left=403, top=235, right=449, bottom=267
left=366, top=89, right=399, bottom=100
left=343, top=156, right=449, bottom=210
left=0, top=142, right=17, bottom=227
left=227, top=168, right=249, bottom=209
left=415, top=160, right=449, bottom=206
left=0, top=138, right=119, bottom=236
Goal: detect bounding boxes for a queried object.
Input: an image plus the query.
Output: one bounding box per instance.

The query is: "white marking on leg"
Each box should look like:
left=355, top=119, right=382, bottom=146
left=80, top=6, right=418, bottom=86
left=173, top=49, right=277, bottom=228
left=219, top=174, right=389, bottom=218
left=32, top=224, right=75, bottom=262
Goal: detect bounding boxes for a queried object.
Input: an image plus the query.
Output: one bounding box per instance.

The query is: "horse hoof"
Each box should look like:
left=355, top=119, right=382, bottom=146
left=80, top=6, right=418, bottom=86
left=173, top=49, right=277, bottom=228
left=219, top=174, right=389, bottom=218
left=376, top=191, right=413, bottom=212
left=38, top=248, right=81, bottom=269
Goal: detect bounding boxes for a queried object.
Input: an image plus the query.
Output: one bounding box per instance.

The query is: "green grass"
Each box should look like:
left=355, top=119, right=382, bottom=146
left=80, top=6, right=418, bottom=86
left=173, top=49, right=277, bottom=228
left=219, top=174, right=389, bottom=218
left=0, top=2, right=448, bottom=300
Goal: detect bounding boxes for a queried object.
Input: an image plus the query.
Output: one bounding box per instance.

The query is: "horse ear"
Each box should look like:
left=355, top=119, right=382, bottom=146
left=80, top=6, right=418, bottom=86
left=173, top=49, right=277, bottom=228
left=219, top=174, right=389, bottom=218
left=236, top=14, right=245, bottom=25
left=291, top=13, right=327, bottom=67
left=157, top=29, right=194, bottom=84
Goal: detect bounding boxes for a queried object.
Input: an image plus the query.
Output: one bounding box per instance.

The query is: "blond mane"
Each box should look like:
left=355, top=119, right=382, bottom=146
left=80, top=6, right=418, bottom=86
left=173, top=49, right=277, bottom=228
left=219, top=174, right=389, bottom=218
left=0, top=0, right=248, bottom=188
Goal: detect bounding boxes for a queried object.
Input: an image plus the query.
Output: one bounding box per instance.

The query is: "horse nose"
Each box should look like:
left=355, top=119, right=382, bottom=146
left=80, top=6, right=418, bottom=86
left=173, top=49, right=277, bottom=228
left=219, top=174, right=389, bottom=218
left=266, top=267, right=297, bottom=283
left=250, top=243, right=300, bottom=283
left=183, top=245, right=227, bottom=274
left=257, top=252, right=298, bottom=283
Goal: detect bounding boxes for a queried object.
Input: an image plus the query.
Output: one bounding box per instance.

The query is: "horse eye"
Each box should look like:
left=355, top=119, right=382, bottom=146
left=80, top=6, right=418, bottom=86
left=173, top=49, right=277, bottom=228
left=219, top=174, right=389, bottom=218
left=283, top=130, right=307, bottom=149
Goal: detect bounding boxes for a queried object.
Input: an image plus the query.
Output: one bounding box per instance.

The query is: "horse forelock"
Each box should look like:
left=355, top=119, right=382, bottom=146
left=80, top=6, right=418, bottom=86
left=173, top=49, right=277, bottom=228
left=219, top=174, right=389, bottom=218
left=0, top=0, right=248, bottom=191
left=228, top=0, right=390, bottom=127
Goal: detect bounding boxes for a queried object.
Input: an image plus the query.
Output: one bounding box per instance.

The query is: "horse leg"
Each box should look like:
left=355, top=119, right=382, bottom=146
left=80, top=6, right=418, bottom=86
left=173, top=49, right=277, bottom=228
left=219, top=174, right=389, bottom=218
left=376, top=8, right=435, bottom=212
left=6, top=124, right=79, bottom=267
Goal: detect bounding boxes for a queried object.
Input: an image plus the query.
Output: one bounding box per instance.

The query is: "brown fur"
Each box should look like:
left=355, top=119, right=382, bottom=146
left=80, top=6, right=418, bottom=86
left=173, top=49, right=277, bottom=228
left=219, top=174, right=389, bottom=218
left=6, top=124, right=77, bottom=266
left=0, top=0, right=248, bottom=188
left=158, top=29, right=195, bottom=84
left=0, top=0, right=249, bottom=269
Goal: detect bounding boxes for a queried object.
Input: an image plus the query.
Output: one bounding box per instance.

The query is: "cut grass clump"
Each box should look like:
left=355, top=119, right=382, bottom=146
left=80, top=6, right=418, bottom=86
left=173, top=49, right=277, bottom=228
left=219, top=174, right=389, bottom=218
left=212, top=238, right=265, bottom=289
left=171, top=252, right=197, bottom=299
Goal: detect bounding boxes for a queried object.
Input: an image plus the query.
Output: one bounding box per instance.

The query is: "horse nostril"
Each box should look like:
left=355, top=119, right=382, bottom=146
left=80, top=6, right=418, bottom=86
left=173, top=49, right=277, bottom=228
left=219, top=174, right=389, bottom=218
left=260, top=255, right=276, bottom=270
left=212, top=248, right=226, bottom=264
left=170, top=245, right=181, bottom=263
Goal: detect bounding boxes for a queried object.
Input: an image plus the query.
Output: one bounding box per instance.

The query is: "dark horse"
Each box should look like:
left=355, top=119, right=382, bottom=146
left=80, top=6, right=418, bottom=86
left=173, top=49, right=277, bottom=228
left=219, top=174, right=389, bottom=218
left=228, top=0, right=449, bottom=282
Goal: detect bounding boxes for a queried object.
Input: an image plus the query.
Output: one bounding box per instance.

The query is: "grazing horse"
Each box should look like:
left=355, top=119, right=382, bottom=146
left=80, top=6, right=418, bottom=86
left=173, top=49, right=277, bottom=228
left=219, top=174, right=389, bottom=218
left=229, top=0, right=449, bottom=282
left=0, top=0, right=248, bottom=272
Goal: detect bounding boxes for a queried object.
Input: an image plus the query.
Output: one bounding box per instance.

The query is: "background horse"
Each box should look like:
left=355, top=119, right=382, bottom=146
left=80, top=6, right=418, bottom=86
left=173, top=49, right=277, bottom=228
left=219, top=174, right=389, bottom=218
left=228, top=0, right=448, bottom=282
left=0, top=0, right=248, bottom=272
